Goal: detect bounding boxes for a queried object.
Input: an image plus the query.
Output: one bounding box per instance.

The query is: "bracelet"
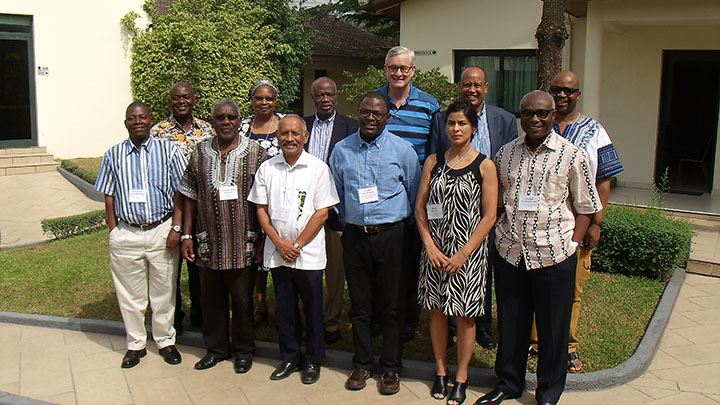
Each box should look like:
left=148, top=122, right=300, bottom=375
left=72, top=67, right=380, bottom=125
left=180, top=234, right=193, bottom=241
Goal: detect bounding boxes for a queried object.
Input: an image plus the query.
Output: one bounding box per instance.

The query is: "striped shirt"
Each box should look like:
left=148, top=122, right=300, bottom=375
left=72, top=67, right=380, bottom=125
left=553, top=114, right=624, bottom=181
left=376, top=83, right=439, bottom=163
left=307, top=112, right=335, bottom=162
left=494, top=131, right=601, bottom=270
left=95, top=136, right=187, bottom=225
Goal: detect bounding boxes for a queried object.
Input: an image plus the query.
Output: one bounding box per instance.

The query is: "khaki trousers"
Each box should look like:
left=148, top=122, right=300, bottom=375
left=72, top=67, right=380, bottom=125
left=530, top=247, right=592, bottom=353
left=109, top=218, right=179, bottom=350
left=324, top=226, right=345, bottom=333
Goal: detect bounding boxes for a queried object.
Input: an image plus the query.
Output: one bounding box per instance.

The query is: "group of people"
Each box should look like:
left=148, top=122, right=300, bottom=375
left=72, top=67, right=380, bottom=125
left=95, top=45, right=623, bottom=405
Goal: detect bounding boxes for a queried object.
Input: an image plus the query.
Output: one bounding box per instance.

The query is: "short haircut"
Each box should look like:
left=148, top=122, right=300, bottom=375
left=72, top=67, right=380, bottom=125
left=519, top=90, right=556, bottom=110
left=310, top=77, right=337, bottom=95
left=249, top=80, right=279, bottom=100
left=126, top=100, right=149, bottom=115
left=385, top=46, right=415, bottom=66
left=445, top=100, right=478, bottom=128
left=211, top=98, right=241, bottom=117
left=280, top=114, right=308, bottom=133
left=358, top=91, right=392, bottom=114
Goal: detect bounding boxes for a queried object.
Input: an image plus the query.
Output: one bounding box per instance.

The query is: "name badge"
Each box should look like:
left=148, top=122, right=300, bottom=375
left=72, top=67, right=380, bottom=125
left=518, top=194, right=539, bottom=211
left=427, top=203, right=443, bottom=220
left=218, top=185, right=238, bottom=201
left=129, top=189, right=146, bottom=203
left=271, top=207, right=291, bottom=222
left=358, top=186, right=379, bottom=204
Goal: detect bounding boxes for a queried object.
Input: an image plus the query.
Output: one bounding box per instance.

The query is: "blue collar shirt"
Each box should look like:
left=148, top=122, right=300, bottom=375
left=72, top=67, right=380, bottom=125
left=470, top=103, right=491, bottom=157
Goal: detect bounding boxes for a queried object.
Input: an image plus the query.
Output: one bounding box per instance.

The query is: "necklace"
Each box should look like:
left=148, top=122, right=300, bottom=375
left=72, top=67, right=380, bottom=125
left=441, top=147, right=473, bottom=178
left=251, top=114, right=276, bottom=141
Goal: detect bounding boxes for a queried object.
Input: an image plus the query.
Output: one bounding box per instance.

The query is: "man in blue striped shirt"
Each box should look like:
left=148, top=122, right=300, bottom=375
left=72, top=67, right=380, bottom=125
left=376, top=46, right=440, bottom=342
left=95, top=101, right=187, bottom=369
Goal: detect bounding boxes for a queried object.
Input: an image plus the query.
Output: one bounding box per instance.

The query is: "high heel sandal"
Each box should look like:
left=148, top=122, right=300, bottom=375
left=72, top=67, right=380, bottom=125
left=447, top=381, right=467, bottom=405
left=430, top=374, right=449, bottom=400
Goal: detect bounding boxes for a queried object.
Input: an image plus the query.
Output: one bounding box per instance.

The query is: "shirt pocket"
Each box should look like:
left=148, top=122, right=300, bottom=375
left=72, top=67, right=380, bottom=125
left=544, top=173, right=567, bottom=206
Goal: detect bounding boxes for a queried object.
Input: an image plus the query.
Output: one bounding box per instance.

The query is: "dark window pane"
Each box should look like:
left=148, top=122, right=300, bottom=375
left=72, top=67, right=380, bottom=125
left=0, top=38, right=31, bottom=141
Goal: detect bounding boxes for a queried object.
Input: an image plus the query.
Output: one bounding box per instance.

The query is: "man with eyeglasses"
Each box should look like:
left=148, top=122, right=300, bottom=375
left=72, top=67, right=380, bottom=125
left=377, top=45, right=440, bottom=343
left=527, top=71, right=624, bottom=374
left=428, top=66, right=519, bottom=351
left=303, top=77, right=358, bottom=346
left=151, top=82, right=214, bottom=334
left=329, top=92, right=421, bottom=396
left=475, top=90, right=600, bottom=405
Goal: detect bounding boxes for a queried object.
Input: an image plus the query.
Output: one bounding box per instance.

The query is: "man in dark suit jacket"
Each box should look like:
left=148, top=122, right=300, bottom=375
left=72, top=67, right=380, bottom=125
left=303, top=76, right=358, bottom=345
left=428, top=66, right=518, bottom=350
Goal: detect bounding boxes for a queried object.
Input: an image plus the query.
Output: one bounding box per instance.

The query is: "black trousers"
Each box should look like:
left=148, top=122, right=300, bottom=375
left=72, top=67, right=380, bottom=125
left=402, top=222, right=421, bottom=330
left=494, top=253, right=576, bottom=404
left=271, top=266, right=325, bottom=365
left=199, top=266, right=255, bottom=360
left=343, top=222, right=406, bottom=373
left=174, top=255, right=202, bottom=326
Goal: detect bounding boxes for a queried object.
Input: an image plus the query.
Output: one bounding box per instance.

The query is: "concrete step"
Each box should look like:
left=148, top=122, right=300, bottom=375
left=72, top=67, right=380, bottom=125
left=0, top=146, right=47, bottom=155
left=668, top=211, right=720, bottom=277
left=0, top=146, right=59, bottom=176
left=0, top=161, right=59, bottom=176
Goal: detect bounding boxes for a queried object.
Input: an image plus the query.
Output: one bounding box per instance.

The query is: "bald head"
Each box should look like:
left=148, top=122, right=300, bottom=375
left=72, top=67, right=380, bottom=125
left=458, top=67, right=489, bottom=111
left=550, top=70, right=581, bottom=116
left=552, top=71, right=579, bottom=88
left=169, top=81, right=196, bottom=120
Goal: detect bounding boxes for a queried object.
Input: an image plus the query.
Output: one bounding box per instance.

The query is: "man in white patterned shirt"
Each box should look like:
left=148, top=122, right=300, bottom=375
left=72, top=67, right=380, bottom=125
left=475, top=91, right=600, bottom=405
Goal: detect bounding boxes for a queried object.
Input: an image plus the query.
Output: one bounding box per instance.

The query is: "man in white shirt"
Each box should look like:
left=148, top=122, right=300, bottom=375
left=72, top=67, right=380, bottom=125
left=248, top=115, right=339, bottom=385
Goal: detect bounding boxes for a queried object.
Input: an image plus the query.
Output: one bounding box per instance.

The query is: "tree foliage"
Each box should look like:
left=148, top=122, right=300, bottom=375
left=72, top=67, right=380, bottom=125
left=304, top=0, right=399, bottom=43
left=341, top=66, right=456, bottom=114
left=121, top=0, right=312, bottom=121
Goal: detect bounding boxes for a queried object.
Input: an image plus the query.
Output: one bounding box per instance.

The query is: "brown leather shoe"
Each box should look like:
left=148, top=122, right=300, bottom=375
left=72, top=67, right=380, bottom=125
left=345, top=368, right=371, bottom=390
left=378, top=371, right=400, bottom=395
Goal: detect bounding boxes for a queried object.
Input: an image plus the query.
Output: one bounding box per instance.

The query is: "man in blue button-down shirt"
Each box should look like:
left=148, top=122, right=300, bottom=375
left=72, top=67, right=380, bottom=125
left=329, top=92, right=420, bottom=396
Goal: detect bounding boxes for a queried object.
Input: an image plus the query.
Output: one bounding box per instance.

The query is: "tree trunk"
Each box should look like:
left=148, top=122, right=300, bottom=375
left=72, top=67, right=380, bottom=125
left=535, top=0, right=569, bottom=91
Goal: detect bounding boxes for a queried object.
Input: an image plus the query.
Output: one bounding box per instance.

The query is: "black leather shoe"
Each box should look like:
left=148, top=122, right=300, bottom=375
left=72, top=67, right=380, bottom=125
left=234, top=358, right=252, bottom=374
left=474, top=388, right=520, bottom=405
left=270, top=362, right=299, bottom=380
left=325, top=329, right=341, bottom=345
left=194, top=353, right=229, bottom=370
left=537, top=402, right=555, bottom=405
left=159, top=345, right=182, bottom=365
left=121, top=348, right=147, bottom=368
left=301, top=363, right=321, bottom=384
left=475, top=330, right=497, bottom=350
left=378, top=371, right=400, bottom=395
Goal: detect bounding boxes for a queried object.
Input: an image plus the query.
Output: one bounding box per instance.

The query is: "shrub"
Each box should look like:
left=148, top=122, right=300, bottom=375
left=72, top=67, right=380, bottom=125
left=593, top=204, right=693, bottom=280
left=41, top=210, right=107, bottom=240
left=60, top=160, right=97, bottom=185
left=342, top=66, right=457, bottom=112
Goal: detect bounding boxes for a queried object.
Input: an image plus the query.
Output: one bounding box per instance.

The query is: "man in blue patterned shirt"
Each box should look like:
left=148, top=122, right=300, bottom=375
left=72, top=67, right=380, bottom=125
left=95, top=101, right=187, bottom=369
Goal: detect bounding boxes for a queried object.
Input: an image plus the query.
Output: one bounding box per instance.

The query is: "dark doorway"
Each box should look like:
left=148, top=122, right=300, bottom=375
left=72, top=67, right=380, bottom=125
left=655, top=50, right=720, bottom=195
left=0, top=15, right=36, bottom=148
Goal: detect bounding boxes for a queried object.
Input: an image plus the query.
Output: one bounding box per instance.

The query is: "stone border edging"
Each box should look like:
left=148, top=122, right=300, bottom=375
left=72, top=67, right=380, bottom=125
left=0, top=267, right=685, bottom=393
left=0, top=392, right=52, bottom=405
left=56, top=166, right=103, bottom=202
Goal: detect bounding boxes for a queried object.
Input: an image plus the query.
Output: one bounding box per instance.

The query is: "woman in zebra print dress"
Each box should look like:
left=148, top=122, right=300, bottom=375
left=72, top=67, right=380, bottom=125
left=416, top=101, right=498, bottom=405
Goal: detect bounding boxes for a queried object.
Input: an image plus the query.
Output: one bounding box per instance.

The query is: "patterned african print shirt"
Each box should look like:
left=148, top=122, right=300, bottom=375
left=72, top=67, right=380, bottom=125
left=553, top=114, right=624, bottom=181
left=150, top=116, right=214, bottom=160
left=494, top=131, right=601, bottom=270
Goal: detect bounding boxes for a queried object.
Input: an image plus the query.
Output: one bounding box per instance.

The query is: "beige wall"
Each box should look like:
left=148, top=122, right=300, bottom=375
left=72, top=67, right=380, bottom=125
left=398, top=0, right=542, bottom=80
left=0, top=0, right=146, bottom=158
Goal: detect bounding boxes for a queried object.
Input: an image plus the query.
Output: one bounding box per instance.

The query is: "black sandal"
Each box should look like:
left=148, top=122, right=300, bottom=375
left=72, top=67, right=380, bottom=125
left=447, top=381, right=467, bottom=405
left=430, top=374, right=449, bottom=400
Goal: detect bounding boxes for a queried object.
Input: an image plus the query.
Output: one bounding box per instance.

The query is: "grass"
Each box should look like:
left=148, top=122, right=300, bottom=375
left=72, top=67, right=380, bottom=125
left=69, top=157, right=102, bottom=176
left=0, top=230, right=666, bottom=372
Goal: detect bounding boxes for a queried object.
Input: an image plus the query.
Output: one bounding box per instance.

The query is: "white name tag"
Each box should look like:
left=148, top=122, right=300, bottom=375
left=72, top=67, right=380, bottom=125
left=427, top=203, right=443, bottom=220
left=518, top=194, right=539, bottom=211
left=218, top=185, right=238, bottom=201
left=271, top=207, right=291, bottom=222
left=129, top=189, right=146, bottom=203
left=358, top=186, right=379, bottom=204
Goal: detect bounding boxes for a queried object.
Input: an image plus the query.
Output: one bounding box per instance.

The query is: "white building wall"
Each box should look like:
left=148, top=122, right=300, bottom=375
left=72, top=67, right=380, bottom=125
left=0, top=0, right=146, bottom=158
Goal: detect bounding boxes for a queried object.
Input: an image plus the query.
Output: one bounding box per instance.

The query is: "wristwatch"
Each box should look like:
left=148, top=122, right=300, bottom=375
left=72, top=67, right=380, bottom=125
left=292, top=242, right=301, bottom=250
left=171, top=224, right=182, bottom=233
left=180, top=234, right=193, bottom=241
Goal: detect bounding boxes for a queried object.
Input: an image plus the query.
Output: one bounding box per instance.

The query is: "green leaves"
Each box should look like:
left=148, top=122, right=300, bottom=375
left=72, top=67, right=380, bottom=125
left=124, top=0, right=312, bottom=121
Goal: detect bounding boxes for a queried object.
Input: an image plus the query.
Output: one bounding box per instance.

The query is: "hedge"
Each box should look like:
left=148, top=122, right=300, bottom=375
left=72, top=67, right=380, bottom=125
left=41, top=210, right=107, bottom=240
left=60, top=160, right=97, bottom=185
left=593, top=204, right=693, bottom=280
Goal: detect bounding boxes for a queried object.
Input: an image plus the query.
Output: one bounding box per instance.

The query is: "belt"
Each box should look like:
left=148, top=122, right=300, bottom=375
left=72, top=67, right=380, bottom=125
left=348, top=221, right=401, bottom=235
left=122, top=212, right=173, bottom=230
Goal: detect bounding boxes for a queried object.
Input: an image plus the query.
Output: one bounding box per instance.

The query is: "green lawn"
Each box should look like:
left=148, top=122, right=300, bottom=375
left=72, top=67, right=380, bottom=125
left=0, top=230, right=665, bottom=372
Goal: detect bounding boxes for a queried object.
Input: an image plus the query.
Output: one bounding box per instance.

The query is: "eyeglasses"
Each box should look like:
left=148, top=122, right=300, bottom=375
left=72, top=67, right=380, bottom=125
left=386, top=65, right=414, bottom=74
left=549, top=86, right=580, bottom=96
left=520, top=109, right=554, bottom=120
left=213, top=114, right=239, bottom=121
left=358, top=109, right=389, bottom=119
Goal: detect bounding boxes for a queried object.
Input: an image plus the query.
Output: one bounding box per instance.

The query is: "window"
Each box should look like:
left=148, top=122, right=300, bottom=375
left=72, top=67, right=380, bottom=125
left=454, top=50, right=537, bottom=116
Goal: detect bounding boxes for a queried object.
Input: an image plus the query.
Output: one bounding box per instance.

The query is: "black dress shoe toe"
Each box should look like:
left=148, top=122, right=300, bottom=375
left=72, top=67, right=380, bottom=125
left=234, top=358, right=252, bottom=374
left=537, top=402, right=555, bottom=405
left=159, top=345, right=182, bottom=365
left=474, top=388, right=520, bottom=405
left=270, top=362, right=299, bottom=380
left=194, top=353, right=228, bottom=370
left=301, top=363, right=321, bottom=384
left=121, top=348, right=147, bottom=368
left=476, top=330, right=497, bottom=350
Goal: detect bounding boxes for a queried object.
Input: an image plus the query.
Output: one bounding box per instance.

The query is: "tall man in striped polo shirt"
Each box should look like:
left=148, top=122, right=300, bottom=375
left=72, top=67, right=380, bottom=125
left=376, top=45, right=440, bottom=342
left=475, top=91, right=600, bottom=405
left=95, top=101, right=187, bottom=369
